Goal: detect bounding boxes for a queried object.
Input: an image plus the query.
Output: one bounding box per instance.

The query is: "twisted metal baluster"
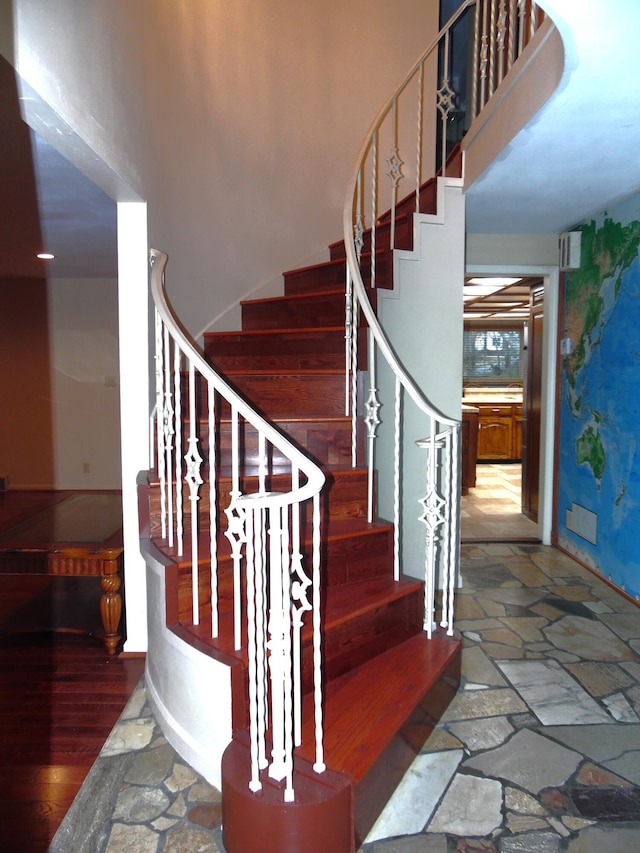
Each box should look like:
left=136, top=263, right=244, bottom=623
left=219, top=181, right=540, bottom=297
left=507, top=0, right=517, bottom=70
left=417, top=426, right=447, bottom=639
left=393, top=376, right=402, bottom=581
left=370, top=130, right=378, bottom=289
left=224, top=407, right=245, bottom=650
left=415, top=60, right=425, bottom=212
left=185, top=360, right=203, bottom=625
left=364, top=330, right=381, bottom=523
left=174, top=340, right=183, bottom=556
left=386, top=97, right=404, bottom=250
left=312, top=491, right=325, bottom=774
left=496, top=0, right=507, bottom=84
left=208, top=379, right=218, bottom=637
left=290, top=469, right=312, bottom=747
left=245, top=506, right=262, bottom=793
left=154, top=310, right=166, bottom=540
left=350, top=291, right=360, bottom=468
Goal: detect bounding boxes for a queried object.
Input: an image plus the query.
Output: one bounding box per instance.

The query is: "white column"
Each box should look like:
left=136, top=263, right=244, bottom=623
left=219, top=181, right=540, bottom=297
left=117, top=201, right=149, bottom=652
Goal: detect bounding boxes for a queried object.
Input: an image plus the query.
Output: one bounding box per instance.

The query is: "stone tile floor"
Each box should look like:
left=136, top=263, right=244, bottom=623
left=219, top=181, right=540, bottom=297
left=51, top=543, right=640, bottom=852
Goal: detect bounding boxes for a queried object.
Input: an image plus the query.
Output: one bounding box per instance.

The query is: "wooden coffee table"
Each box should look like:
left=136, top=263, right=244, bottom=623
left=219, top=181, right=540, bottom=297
left=0, top=492, right=124, bottom=655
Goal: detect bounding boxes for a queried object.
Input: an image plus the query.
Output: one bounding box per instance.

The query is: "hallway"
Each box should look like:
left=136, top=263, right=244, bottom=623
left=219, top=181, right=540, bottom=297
left=49, top=542, right=640, bottom=852
left=461, top=462, right=539, bottom=543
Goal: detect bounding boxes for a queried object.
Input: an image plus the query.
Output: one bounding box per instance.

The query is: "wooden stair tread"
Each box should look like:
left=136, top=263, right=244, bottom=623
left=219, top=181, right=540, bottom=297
left=177, top=574, right=421, bottom=657
left=220, top=368, right=344, bottom=376
left=240, top=287, right=344, bottom=307
left=321, top=574, right=421, bottom=627
left=205, top=325, right=345, bottom=339
left=298, top=631, right=460, bottom=781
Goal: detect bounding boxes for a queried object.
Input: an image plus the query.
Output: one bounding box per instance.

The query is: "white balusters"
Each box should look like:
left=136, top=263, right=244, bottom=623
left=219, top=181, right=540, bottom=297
left=207, top=378, right=218, bottom=638
left=174, top=341, right=183, bottom=557
left=386, top=98, right=404, bottom=249
left=311, top=491, right=325, bottom=774
left=364, top=330, right=381, bottom=524
left=185, top=361, right=203, bottom=626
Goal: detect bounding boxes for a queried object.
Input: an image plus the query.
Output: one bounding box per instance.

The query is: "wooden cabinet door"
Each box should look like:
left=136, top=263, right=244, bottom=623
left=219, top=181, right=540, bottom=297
left=477, top=407, right=513, bottom=460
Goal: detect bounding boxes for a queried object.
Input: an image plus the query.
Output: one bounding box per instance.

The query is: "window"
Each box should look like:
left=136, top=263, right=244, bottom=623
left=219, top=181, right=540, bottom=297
left=463, top=328, right=524, bottom=383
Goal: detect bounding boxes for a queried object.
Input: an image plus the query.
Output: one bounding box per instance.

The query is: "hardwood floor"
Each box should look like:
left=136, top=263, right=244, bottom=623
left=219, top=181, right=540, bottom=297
left=0, top=491, right=145, bottom=852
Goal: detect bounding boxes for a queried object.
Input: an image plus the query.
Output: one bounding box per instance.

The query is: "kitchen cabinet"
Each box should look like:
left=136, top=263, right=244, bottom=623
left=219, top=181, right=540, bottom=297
left=477, top=404, right=513, bottom=460
left=475, top=403, right=522, bottom=460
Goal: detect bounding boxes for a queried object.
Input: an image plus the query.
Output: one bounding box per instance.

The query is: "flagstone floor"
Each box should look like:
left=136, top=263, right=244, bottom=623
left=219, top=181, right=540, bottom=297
left=51, top=543, right=640, bottom=852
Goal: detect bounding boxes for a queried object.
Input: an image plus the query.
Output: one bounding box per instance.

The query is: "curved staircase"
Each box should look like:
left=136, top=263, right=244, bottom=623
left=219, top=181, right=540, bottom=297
left=138, top=2, right=551, bottom=849
left=204, top=214, right=461, bottom=852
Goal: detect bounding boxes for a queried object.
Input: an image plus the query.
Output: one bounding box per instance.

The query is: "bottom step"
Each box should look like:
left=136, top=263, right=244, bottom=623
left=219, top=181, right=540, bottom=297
left=221, top=629, right=461, bottom=852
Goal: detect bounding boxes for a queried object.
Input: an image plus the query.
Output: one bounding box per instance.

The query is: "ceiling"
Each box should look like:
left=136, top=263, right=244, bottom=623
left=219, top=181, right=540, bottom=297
left=463, top=276, right=543, bottom=322
left=465, top=1, right=640, bottom=235
left=0, top=52, right=117, bottom=280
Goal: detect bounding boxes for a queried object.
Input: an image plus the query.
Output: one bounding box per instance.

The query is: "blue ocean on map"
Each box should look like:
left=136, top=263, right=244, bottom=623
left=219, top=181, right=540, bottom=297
left=559, top=253, right=640, bottom=598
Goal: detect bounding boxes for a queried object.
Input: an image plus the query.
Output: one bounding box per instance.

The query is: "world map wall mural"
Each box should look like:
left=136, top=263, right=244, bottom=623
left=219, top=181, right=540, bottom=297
left=558, top=194, right=640, bottom=601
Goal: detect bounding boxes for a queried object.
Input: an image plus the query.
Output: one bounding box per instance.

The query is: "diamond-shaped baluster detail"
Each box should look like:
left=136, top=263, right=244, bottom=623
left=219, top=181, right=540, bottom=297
left=224, top=490, right=246, bottom=559
left=291, top=551, right=312, bottom=626
left=162, top=391, right=175, bottom=445
left=184, top=437, right=203, bottom=500
left=418, top=486, right=447, bottom=541
left=353, top=214, right=365, bottom=262
left=436, top=77, right=456, bottom=121
left=386, top=146, right=404, bottom=189
left=364, top=386, right=381, bottom=440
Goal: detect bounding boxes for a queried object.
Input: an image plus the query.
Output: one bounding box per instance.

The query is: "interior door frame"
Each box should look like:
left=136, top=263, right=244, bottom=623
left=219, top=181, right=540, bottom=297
left=464, top=263, right=560, bottom=545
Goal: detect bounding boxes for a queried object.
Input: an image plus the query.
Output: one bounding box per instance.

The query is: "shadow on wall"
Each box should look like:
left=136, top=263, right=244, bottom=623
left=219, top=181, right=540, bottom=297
left=0, top=55, right=55, bottom=487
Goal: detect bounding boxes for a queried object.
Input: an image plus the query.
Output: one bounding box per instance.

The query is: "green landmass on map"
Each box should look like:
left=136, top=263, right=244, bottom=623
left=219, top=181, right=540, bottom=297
left=576, top=424, right=606, bottom=483
left=564, top=217, right=640, bottom=394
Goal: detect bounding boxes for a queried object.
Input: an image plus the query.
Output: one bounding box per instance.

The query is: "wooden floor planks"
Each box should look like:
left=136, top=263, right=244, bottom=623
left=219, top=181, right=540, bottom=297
left=0, top=630, right=144, bottom=851
left=0, top=491, right=145, bottom=852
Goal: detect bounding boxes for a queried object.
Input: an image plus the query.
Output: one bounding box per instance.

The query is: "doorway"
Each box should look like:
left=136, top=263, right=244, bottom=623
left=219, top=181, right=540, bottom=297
left=461, top=267, right=559, bottom=544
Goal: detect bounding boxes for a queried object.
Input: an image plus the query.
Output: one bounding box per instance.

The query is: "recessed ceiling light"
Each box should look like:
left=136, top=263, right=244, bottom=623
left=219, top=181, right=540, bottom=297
left=467, top=277, right=522, bottom=286
left=37, top=252, right=55, bottom=260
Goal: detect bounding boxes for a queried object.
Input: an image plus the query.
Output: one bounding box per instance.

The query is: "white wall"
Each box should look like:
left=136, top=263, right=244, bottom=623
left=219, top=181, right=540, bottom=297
left=376, top=180, right=466, bottom=580
left=47, top=277, right=121, bottom=489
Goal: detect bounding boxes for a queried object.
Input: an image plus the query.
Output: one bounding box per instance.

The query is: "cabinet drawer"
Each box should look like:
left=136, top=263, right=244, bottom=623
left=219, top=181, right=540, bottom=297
left=477, top=404, right=513, bottom=417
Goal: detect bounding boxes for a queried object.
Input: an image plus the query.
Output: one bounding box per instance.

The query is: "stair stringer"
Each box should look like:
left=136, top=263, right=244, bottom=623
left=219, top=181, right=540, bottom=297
left=373, top=176, right=466, bottom=583
left=142, top=538, right=233, bottom=790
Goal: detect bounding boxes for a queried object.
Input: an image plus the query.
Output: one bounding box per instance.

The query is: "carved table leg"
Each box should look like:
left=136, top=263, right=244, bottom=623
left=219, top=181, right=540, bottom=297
left=100, top=552, right=123, bottom=655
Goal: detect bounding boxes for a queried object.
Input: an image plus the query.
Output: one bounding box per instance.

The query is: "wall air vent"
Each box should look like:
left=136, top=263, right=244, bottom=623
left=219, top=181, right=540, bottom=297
left=559, top=231, right=582, bottom=271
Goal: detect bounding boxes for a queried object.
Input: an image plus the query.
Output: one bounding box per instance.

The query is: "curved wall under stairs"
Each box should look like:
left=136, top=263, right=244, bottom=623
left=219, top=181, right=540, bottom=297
left=143, top=543, right=232, bottom=790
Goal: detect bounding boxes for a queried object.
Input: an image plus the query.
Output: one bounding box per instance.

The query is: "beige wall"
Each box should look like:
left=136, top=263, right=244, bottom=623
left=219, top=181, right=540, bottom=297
left=7, top=0, right=440, bottom=336
left=0, top=274, right=121, bottom=489
left=0, top=277, right=55, bottom=487
left=48, top=277, right=121, bottom=489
